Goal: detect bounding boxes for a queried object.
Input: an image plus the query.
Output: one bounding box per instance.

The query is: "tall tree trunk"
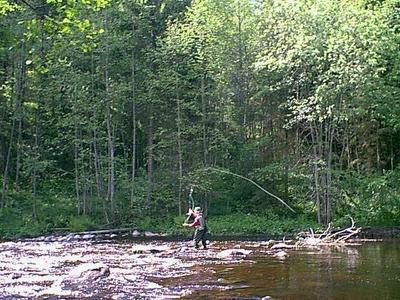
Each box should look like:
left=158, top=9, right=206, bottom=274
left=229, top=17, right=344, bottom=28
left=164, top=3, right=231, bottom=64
left=355, top=145, right=360, bottom=174
left=376, top=136, right=382, bottom=174
left=15, top=111, right=22, bottom=192
left=74, top=89, right=81, bottom=215
left=201, top=74, right=208, bottom=166
left=1, top=109, right=16, bottom=208
left=15, top=44, right=26, bottom=192
left=104, top=13, right=115, bottom=217
left=310, top=122, right=321, bottom=224
left=146, top=111, right=154, bottom=206
left=235, top=5, right=247, bottom=129
left=106, top=86, right=115, bottom=216
left=93, top=127, right=109, bottom=223
left=91, top=51, right=109, bottom=222
left=284, top=129, right=289, bottom=199
left=1, top=44, right=25, bottom=207
left=31, top=106, right=40, bottom=220
left=176, top=76, right=183, bottom=216
left=325, top=121, right=335, bottom=225
left=390, top=134, right=394, bottom=171
left=130, top=44, right=137, bottom=208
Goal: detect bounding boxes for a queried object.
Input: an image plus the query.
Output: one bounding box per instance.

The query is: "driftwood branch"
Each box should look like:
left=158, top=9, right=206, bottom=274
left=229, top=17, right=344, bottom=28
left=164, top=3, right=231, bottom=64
left=296, top=216, right=361, bottom=247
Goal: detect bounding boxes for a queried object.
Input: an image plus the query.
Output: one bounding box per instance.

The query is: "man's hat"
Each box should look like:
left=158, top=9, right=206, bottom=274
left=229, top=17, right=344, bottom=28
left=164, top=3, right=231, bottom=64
left=194, top=206, right=202, bottom=212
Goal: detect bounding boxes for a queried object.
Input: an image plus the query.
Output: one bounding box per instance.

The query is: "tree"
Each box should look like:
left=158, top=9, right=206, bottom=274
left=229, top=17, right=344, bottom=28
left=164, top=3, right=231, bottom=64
left=256, top=0, right=396, bottom=224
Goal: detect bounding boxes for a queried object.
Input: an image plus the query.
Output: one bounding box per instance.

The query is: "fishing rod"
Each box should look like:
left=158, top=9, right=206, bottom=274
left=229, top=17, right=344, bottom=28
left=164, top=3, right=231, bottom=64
left=205, top=167, right=296, bottom=213
left=188, top=185, right=194, bottom=210
left=184, top=185, right=196, bottom=223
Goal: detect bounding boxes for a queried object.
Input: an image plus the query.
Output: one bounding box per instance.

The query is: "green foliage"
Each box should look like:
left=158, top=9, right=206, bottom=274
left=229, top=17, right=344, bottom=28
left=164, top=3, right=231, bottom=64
left=1, top=0, right=400, bottom=239
left=336, top=169, right=400, bottom=225
left=0, top=0, right=18, bottom=15
left=0, top=206, right=46, bottom=239
left=205, top=213, right=319, bottom=236
left=133, top=212, right=319, bottom=237
left=68, top=215, right=94, bottom=232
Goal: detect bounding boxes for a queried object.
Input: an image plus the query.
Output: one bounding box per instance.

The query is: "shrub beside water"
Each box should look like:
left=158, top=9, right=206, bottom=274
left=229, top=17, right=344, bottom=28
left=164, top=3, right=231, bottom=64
left=206, top=213, right=319, bottom=236
left=147, top=213, right=319, bottom=237
left=68, top=215, right=95, bottom=232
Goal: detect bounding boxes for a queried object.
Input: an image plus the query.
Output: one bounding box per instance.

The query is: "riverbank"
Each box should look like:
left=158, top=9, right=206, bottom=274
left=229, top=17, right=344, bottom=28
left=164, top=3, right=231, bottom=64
left=358, top=226, right=400, bottom=239
left=8, top=225, right=400, bottom=246
left=1, top=210, right=399, bottom=241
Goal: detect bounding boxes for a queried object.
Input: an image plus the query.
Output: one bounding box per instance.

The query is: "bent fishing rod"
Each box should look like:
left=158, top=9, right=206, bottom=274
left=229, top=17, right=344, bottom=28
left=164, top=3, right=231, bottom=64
left=203, top=167, right=296, bottom=213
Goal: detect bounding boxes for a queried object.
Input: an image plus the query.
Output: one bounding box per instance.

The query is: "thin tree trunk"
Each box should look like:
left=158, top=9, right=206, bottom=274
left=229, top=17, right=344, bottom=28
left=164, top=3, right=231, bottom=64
left=237, top=7, right=246, bottom=128
left=1, top=111, right=16, bottom=208
left=106, top=102, right=115, bottom=215
left=15, top=112, right=22, bottom=192
left=104, top=13, right=115, bottom=217
left=31, top=19, right=47, bottom=220
left=91, top=51, right=109, bottom=222
left=130, top=43, right=137, bottom=208
left=176, top=75, right=183, bottom=216
left=93, top=127, right=108, bottom=223
left=355, top=145, right=360, bottom=174
left=15, top=44, right=26, bottom=192
left=338, top=124, right=349, bottom=171
left=325, top=121, right=335, bottom=225
left=146, top=112, right=154, bottom=205
left=284, top=129, right=289, bottom=199
left=82, top=128, right=88, bottom=215
left=346, top=133, right=351, bottom=170
left=74, top=88, right=81, bottom=215
left=83, top=184, right=88, bottom=215
left=201, top=74, right=208, bottom=166
left=31, top=106, right=39, bottom=219
left=376, top=136, right=381, bottom=174
left=2, top=44, right=25, bottom=207
left=310, top=123, right=321, bottom=224
left=390, top=134, right=394, bottom=171
left=318, top=121, right=326, bottom=224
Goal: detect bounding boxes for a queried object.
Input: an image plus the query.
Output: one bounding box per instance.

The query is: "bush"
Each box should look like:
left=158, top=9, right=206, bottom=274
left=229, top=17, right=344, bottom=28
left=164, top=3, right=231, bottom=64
left=336, top=170, right=400, bottom=226
left=204, top=213, right=318, bottom=236
left=68, top=215, right=94, bottom=232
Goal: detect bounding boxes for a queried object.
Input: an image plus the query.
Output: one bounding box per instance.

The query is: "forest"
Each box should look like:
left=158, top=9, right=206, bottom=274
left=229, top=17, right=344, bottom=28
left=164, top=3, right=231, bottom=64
left=0, top=0, right=399, bottom=238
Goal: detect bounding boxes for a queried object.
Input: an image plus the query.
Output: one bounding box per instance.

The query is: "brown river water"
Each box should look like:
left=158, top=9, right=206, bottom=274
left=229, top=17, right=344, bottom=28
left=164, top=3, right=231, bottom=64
left=0, top=234, right=399, bottom=299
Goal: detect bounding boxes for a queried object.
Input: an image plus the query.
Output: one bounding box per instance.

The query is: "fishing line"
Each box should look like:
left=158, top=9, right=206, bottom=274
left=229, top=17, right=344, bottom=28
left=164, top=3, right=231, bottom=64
left=204, top=167, right=296, bottom=213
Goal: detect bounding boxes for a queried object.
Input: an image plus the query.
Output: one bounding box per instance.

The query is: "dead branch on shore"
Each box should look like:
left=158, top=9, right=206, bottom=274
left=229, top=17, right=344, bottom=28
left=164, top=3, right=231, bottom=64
left=296, top=216, right=362, bottom=247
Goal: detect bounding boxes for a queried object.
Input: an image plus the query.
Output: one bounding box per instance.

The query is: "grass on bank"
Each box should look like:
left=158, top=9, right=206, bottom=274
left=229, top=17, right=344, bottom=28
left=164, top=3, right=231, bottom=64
left=0, top=183, right=398, bottom=240
left=0, top=203, right=320, bottom=239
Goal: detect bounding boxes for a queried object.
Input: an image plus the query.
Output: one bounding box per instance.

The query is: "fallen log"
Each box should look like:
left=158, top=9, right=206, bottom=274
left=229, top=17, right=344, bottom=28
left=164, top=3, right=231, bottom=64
left=70, top=228, right=136, bottom=235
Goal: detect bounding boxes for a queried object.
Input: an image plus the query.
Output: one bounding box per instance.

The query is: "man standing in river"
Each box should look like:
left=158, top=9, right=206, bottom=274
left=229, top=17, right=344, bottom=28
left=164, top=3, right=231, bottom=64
left=182, top=206, right=208, bottom=250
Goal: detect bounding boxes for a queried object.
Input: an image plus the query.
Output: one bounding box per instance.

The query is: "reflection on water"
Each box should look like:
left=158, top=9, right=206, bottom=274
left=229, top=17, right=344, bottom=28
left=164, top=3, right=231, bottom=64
left=185, top=241, right=400, bottom=300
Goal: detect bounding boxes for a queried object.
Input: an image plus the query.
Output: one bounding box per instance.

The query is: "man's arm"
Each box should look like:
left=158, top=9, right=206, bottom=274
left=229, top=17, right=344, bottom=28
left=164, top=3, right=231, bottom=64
left=183, top=216, right=200, bottom=227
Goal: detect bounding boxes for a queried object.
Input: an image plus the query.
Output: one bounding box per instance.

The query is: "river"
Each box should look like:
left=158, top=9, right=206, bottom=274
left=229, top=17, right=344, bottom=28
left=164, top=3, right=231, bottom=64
left=0, top=234, right=399, bottom=299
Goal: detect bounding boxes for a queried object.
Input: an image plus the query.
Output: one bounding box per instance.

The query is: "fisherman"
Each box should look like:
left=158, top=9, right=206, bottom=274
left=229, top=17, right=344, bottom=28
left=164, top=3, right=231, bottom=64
left=182, top=206, right=208, bottom=250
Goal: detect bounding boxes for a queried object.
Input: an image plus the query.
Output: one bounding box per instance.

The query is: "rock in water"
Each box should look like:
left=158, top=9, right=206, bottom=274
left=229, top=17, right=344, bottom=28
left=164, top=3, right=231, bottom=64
left=131, top=245, right=168, bottom=254
left=217, top=249, right=252, bottom=259
left=68, top=263, right=110, bottom=281
left=44, top=263, right=110, bottom=297
left=273, top=250, right=288, bottom=259
left=270, top=243, right=295, bottom=250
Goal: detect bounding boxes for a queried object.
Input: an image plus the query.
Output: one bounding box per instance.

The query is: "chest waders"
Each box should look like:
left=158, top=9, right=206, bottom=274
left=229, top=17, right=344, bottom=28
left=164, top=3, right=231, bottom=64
left=194, top=215, right=208, bottom=249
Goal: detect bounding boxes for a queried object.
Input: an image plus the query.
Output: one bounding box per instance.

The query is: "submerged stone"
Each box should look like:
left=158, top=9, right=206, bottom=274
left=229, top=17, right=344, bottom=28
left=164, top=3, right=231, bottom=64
left=217, top=249, right=252, bottom=259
